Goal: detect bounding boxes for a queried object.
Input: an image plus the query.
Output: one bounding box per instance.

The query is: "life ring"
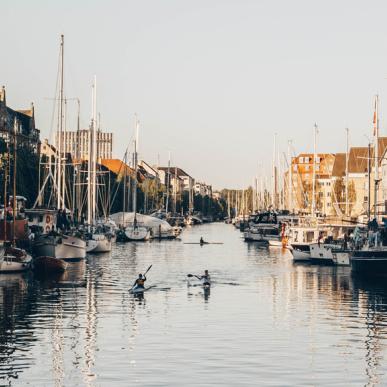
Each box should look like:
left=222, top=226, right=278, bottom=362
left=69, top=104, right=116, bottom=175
left=45, top=225, right=51, bottom=233
left=46, top=215, right=51, bottom=224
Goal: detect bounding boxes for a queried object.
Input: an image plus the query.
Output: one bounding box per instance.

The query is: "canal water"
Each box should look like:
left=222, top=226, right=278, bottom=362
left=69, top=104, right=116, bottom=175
left=1, top=223, right=387, bottom=386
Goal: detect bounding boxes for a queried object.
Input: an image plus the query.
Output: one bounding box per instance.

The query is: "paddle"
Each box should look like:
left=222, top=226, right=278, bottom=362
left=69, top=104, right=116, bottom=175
left=187, top=273, right=201, bottom=280
left=144, top=264, right=152, bottom=276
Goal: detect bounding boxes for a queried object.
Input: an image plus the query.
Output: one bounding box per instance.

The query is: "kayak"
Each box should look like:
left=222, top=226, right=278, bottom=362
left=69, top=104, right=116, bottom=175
left=129, top=285, right=154, bottom=294
left=202, top=278, right=211, bottom=288
left=184, top=242, right=223, bottom=245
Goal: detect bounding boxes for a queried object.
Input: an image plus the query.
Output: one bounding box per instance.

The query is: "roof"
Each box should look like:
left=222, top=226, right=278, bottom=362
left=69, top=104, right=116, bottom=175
left=16, top=109, right=33, bottom=117
left=331, top=153, right=346, bottom=177
left=158, top=167, right=192, bottom=179
left=100, top=159, right=135, bottom=179
left=348, top=147, right=369, bottom=173
left=348, top=137, right=387, bottom=173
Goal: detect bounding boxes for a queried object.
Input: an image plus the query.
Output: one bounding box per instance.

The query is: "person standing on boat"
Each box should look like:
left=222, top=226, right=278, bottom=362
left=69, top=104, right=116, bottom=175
left=133, top=273, right=146, bottom=289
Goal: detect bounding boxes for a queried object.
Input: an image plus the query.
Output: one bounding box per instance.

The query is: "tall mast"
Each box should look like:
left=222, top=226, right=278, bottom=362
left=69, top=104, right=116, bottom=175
left=61, top=98, right=67, bottom=208
left=12, top=118, right=17, bottom=245
left=272, top=133, right=276, bottom=209
left=92, top=76, right=97, bottom=224
left=174, top=166, right=177, bottom=214
left=312, top=123, right=318, bottom=217
left=166, top=152, right=171, bottom=213
left=57, top=34, right=64, bottom=209
left=373, top=95, right=379, bottom=220
left=288, top=140, right=292, bottom=212
left=345, top=128, right=349, bottom=216
left=132, top=115, right=139, bottom=220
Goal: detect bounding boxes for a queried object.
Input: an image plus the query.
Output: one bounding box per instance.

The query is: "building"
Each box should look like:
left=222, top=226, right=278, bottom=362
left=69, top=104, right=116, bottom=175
left=157, top=167, right=184, bottom=194
left=157, top=167, right=194, bottom=193
left=57, top=129, right=113, bottom=161
left=194, top=181, right=212, bottom=197
left=0, top=86, right=40, bottom=153
left=284, top=153, right=335, bottom=215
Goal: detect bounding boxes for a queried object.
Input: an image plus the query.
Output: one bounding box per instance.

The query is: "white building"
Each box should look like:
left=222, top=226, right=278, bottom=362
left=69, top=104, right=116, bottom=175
left=56, top=129, right=113, bottom=160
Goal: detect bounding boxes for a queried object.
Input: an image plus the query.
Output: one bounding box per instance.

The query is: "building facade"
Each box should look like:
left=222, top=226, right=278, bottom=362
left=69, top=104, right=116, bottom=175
left=56, top=129, right=113, bottom=161
left=0, top=86, right=40, bottom=153
left=285, top=153, right=335, bottom=215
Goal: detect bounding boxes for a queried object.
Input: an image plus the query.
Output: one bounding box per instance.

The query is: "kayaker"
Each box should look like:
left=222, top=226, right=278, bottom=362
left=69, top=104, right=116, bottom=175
left=200, top=270, right=211, bottom=285
left=133, top=273, right=146, bottom=288
left=200, top=237, right=205, bottom=244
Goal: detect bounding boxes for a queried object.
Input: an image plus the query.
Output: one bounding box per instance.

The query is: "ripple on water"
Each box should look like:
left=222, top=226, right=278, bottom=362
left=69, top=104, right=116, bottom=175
left=0, top=223, right=387, bottom=385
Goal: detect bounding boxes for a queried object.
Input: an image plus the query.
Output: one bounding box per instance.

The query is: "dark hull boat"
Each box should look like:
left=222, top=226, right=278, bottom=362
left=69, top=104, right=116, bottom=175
left=33, top=256, right=68, bottom=274
left=351, top=249, right=387, bottom=277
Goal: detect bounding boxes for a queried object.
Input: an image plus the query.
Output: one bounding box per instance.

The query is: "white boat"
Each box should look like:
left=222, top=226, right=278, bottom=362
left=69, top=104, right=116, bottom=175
left=244, top=212, right=280, bottom=243
left=33, top=234, right=86, bottom=261
left=111, top=212, right=176, bottom=239
left=309, top=242, right=338, bottom=265
left=290, top=244, right=312, bottom=262
left=0, top=246, right=32, bottom=273
left=86, top=233, right=112, bottom=253
left=124, top=225, right=150, bottom=241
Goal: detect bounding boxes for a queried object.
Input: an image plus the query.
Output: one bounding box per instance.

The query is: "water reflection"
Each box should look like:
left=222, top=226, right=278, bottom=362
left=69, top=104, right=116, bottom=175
left=1, top=225, right=387, bottom=385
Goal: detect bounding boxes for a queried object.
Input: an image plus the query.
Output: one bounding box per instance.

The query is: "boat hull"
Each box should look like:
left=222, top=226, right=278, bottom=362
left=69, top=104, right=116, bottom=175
left=351, top=250, right=387, bottom=276
left=125, top=227, right=150, bottom=241
left=33, top=235, right=86, bottom=261
left=291, top=244, right=311, bottom=262
left=33, top=256, right=67, bottom=274
left=86, top=234, right=112, bottom=253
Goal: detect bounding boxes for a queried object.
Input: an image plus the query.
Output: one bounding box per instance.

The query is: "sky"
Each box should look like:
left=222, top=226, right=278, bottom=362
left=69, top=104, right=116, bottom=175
left=3, top=0, right=387, bottom=189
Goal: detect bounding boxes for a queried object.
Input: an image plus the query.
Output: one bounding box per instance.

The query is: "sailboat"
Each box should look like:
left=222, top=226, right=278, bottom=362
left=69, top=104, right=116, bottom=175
left=0, top=118, right=32, bottom=273
left=32, top=35, right=86, bottom=263
left=125, top=117, right=150, bottom=241
left=85, top=77, right=112, bottom=253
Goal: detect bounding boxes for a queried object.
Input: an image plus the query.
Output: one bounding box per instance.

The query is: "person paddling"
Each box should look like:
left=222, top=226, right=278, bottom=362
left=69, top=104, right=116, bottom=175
left=200, top=237, right=205, bottom=244
left=133, top=273, right=146, bottom=289
left=200, top=270, right=211, bottom=285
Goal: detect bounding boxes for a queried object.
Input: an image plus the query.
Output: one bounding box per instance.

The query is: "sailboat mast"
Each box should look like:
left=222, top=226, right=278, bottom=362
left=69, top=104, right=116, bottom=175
left=345, top=128, right=349, bottom=216
left=374, top=95, right=379, bottom=220
left=312, top=123, right=318, bottom=217
left=272, top=133, right=276, bottom=209
left=166, top=152, right=171, bottom=213
left=57, top=34, right=64, bottom=209
left=288, top=140, right=292, bottom=212
left=12, top=118, right=17, bottom=244
left=92, top=76, right=97, bottom=224
left=132, top=116, right=139, bottom=218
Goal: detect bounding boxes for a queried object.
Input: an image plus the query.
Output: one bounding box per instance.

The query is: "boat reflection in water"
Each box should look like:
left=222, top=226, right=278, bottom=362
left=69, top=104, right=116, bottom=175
left=0, top=274, right=34, bottom=384
left=2, top=224, right=387, bottom=385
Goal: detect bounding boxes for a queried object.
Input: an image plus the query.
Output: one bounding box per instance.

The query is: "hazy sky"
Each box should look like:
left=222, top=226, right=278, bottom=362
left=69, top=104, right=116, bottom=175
left=3, top=0, right=387, bottom=189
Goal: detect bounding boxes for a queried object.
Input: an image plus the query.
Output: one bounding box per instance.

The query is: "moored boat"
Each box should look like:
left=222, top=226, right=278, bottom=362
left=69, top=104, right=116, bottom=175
left=33, top=256, right=67, bottom=274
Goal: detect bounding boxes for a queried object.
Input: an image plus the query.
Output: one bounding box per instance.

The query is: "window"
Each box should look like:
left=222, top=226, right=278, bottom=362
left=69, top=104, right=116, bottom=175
left=293, top=165, right=297, bottom=172
left=327, top=192, right=331, bottom=197
left=299, top=157, right=304, bottom=163
left=316, top=165, right=320, bottom=171
left=304, top=157, right=309, bottom=163
left=305, top=165, right=309, bottom=171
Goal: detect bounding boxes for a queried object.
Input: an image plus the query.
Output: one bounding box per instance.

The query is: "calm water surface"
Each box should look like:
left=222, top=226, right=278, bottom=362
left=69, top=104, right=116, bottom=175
left=1, top=223, right=387, bottom=386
